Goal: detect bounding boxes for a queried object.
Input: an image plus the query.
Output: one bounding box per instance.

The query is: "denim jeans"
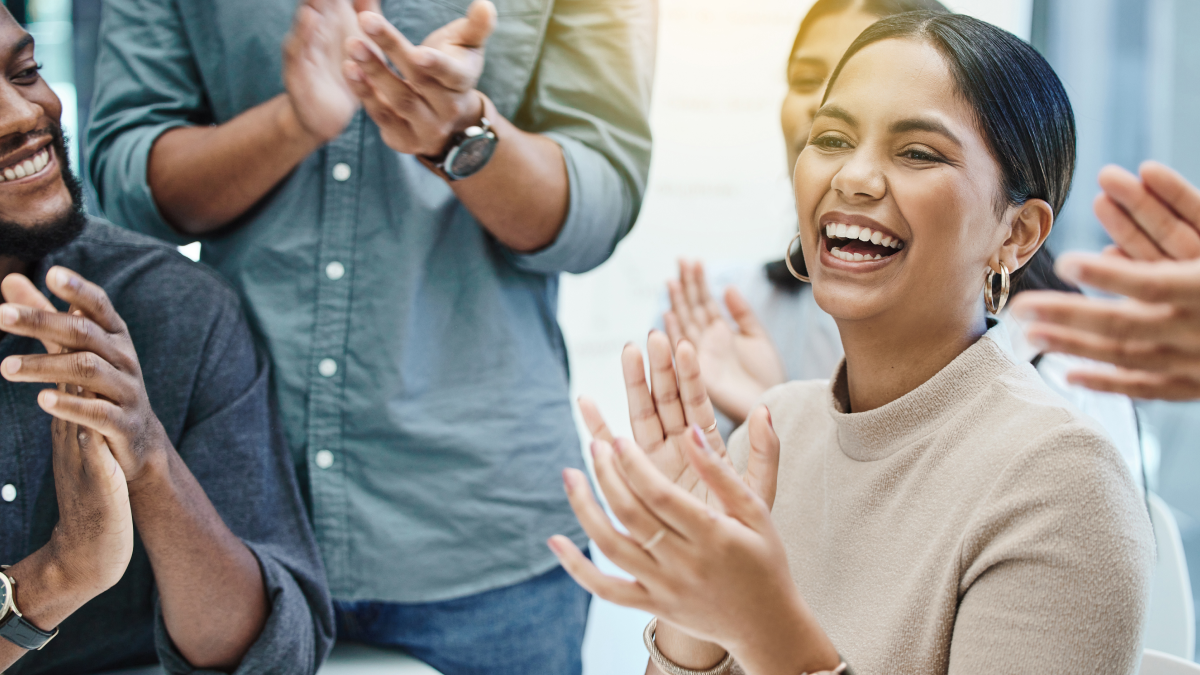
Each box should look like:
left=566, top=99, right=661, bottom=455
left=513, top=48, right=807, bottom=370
left=334, top=561, right=592, bottom=675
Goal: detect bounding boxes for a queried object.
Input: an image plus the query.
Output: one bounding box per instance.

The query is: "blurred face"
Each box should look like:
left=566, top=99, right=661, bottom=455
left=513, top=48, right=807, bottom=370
left=781, top=9, right=879, bottom=175
left=794, top=38, right=1013, bottom=327
left=0, top=10, right=82, bottom=262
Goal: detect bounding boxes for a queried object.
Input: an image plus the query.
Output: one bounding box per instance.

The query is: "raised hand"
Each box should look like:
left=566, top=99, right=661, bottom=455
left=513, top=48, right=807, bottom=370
left=578, top=331, right=780, bottom=510
left=282, top=0, right=371, bottom=144
left=1094, top=162, right=1200, bottom=261
left=663, top=260, right=786, bottom=426
left=548, top=427, right=839, bottom=675
left=341, top=0, right=497, bottom=156
left=0, top=268, right=172, bottom=483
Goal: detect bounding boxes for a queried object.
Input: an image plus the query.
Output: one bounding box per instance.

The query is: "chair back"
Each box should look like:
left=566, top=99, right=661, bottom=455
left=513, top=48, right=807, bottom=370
left=1143, top=648, right=1200, bottom=674
left=1145, top=492, right=1196, bottom=660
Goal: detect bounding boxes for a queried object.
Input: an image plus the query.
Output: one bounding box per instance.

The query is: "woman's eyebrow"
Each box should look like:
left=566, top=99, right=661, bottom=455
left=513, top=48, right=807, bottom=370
left=890, top=117, right=963, bottom=148
left=813, top=104, right=856, bottom=126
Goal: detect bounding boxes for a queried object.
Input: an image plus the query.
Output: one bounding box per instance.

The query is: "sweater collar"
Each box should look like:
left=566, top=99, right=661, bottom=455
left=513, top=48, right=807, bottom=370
left=829, top=322, right=1018, bottom=462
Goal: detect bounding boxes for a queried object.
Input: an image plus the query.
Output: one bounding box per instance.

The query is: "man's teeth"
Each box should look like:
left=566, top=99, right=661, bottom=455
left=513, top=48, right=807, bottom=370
left=830, top=247, right=884, bottom=262
left=824, top=223, right=904, bottom=250
left=0, top=148, right=51, bottom=183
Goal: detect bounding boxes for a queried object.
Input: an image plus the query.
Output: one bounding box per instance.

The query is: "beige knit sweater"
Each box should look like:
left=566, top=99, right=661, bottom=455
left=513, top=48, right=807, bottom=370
left=728, top=324, right=1153, bottom=674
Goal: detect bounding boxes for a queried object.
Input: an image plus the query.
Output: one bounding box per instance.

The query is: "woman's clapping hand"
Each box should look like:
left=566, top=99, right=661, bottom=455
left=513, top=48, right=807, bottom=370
left=664, top=260, right=786, bottom=426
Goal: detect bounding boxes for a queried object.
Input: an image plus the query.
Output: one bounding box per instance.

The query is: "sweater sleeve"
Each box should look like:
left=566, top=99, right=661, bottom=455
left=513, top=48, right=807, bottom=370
left=948, top=423, right=1153, bottom=674
left=150, top=298, right=334, bottom=675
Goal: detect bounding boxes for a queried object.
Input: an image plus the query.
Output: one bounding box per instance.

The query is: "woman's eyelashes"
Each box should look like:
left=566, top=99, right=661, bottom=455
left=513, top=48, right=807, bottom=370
left=899, top=145, right=947, bottom=165
left=812, top=133, right=852, bottom=150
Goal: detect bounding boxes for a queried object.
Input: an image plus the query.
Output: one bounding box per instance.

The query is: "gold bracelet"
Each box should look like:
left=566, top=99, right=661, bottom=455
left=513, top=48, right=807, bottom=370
left=642, top=617, right=735, bottom=675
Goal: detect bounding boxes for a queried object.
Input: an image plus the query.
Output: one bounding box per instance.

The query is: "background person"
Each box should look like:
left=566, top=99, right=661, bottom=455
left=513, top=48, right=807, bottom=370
left=1011, top=161, right=1200, bottom=400
left=86, top=0, right=655, bottom=672
left=0, top=8, right=332, bottom=673
left=566, top=13, right=1151, bottom=674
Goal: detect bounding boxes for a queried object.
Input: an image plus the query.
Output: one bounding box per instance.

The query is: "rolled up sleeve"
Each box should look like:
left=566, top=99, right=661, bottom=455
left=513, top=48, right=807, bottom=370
left=507, top=0, right=657, bottom=275
left=150, top=299, right=334, bottom=675
left=86, top=0, right=207, bottom=245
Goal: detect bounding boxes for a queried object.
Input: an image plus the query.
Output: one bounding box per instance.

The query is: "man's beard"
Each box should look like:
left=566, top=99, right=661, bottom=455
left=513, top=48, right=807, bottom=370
left=0, top=129, right=87, bottom=263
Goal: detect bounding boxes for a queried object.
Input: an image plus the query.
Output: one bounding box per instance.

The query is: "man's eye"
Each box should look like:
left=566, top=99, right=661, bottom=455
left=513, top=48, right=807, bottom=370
left=13, top=64, right=41, bottom=83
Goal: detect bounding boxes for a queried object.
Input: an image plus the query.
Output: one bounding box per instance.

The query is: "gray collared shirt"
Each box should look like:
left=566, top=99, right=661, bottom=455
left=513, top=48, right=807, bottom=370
left=87, top=0, right=655, bottom=602
left=1, top=221, right=333, bottom=675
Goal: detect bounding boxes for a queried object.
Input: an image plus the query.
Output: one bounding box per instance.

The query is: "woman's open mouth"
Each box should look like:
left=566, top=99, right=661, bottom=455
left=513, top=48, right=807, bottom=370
left=822, top=221, right=905, bottom=263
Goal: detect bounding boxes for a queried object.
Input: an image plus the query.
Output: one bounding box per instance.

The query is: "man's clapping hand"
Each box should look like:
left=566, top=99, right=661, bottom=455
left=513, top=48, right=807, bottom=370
left=1011, top=162, right=1200, bottom=400
left=342, top=0, right=497, bottom=157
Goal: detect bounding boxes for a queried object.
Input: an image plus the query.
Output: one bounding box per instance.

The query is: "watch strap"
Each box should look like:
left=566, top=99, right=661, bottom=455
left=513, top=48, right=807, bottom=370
left=0, top=568, right=58, bottom=651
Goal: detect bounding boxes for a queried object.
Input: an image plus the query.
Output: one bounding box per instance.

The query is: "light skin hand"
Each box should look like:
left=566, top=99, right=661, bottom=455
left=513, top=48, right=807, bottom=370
left=1010, top=253, right=1200, bottom=400
left=549, top=426, right=840, bottom=675
left=663, top=260, right=786, bottom=425
left=1093, top=161, right=1200, bottom=262
left=0, top=268, right=268, bottom=670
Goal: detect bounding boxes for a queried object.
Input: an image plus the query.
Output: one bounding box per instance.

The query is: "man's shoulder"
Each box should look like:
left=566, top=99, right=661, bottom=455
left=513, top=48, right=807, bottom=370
left=58, top=218, right=242, bottom=320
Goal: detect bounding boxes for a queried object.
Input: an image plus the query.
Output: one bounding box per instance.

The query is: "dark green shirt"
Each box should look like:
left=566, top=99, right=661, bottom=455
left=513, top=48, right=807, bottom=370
left=87, top=0, right=655, bottom=602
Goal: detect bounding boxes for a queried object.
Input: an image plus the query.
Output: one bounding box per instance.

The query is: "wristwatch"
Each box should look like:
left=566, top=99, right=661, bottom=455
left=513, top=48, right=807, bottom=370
left=426, top=116, right=499, bottom=181
left=0, top=566, right=58, bottom=651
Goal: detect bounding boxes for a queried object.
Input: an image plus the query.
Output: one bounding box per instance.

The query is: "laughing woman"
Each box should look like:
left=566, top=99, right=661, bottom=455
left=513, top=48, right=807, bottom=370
left=551, top=12, right=1152, bottom=675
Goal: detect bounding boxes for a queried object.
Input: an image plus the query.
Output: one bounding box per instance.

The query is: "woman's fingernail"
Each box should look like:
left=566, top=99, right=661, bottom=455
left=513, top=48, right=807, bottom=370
left=1056, top=257, right=1083, bottom=281
left=344, top=65, right=362, bottom=82
left=351, top=40, right=370, bottom=61
left=1, top=357, right=19, bottom=376
left=765, top=407, right=773, bottom=427
left=562, top=469, right=575, bottom=493
left=0, top=305, right=17, bottom=326
left=547, top=537, right=561, bottom=554
left=361, top=12, right=384, bottom=35
left=612, top=439, right=626, bottom=456
left=1028, top=334, right=1049, bottom=350
left=691, top=424, right=714, bottom=454
left=40, top=390, right=57, bottom=407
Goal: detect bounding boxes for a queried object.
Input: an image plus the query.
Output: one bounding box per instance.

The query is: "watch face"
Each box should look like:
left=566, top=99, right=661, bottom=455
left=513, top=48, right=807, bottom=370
left=447, top=133, right=498, bottom=179
left=0, top=578, right=8, bottom=613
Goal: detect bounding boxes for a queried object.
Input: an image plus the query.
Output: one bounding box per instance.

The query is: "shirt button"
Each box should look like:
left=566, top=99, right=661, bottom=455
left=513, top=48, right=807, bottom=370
left=1, top=484, right=15, bottom=503
left=325, top=261, right=346, bottom=281
left=332, top=163, right=352, bottom=182
left=314, top=450, right=335, bottom=469
left=318, top=358, right=338, bottom=377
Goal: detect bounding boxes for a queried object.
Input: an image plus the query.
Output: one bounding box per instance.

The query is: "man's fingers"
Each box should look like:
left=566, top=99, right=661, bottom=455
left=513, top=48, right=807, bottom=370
left=37, top=389, right=126, bottom=440
left=560, top=468, right=658, bottom=575
left=673, top=340, right=722, bottom=452
left=547, top=535, right=654, bottom=611
left=2, top=273, right=63, bottom=354
left=611, top=437, right=710, bottom=539
left=1093, top=193, right=1166, bottom=262
left=681, top=425, right=770, bottom=530
left=45, top=268, right=126, bottom=335
left=743, top=406, right=780, bottom=509
left=1066, top=366, right=1200, bottom=401
left=1055, top=252, right=1200, bottom=305
left=1, top=352, right=131, bottom=401
left=1009, top=291, right=1181, bottom=343
left=1098, top=164, right=1200, bottom=260
left=577, top=396, right=616, bottom=443
left=646, top=331, right=687, bottom=436
left=621, top=344, right=666, bottom=449
left=725, top=286, right=765, bottom=337
left=458, top=0, right=498, bottom=49
left=0, top=304, right=127, bottom=367
left=356, top=12, right=423, bottom=82
left=1141, top=161, right=1200, bottom=234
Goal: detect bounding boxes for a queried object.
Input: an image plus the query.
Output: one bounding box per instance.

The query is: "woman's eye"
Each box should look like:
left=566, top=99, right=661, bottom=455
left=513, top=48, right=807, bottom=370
left=814, top=135, right=851, bottom=150
left=789, top=77, right=825, bottom=92
left=901, top=148, right=943, bottom=163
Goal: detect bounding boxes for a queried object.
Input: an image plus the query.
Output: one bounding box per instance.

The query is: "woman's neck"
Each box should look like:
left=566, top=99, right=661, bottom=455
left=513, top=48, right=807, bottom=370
left=836, top=306, right=989, bottom=413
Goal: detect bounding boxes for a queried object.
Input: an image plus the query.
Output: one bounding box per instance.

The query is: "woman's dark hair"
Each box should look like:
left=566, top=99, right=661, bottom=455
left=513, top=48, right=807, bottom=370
left=772, top=11, right=1082, bottom=298
left=769, top=0, right=950, bottom=291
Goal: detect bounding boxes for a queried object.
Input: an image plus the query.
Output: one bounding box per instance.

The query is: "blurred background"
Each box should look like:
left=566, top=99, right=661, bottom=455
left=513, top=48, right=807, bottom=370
left=7, top=0, right=1198, bottom=670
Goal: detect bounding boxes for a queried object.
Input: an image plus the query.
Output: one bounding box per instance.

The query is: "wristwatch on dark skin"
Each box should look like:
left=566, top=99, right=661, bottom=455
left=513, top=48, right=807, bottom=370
left=421, top=94, right=499, bottom=181
left=0, top=566, right=59, bottom=651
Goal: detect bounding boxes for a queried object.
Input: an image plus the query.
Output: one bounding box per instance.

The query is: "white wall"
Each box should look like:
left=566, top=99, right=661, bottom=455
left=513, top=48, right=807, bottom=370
left=574, top=2, right=1032, bottom=672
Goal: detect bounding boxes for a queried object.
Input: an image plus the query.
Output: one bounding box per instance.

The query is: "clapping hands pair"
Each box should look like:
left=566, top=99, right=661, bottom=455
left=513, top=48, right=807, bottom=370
left=283, top=0, right=496, bottom=157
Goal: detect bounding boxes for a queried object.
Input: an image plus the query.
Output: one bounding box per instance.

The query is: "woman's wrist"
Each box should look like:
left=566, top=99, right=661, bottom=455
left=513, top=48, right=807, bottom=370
left=725, top=589, right=840, bottom=675
left=652, top=618, right=728, bottom=670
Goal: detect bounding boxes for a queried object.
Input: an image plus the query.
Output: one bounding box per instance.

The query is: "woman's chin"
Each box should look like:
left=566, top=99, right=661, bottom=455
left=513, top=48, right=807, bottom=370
left=810, top=282, right=898, bottom=323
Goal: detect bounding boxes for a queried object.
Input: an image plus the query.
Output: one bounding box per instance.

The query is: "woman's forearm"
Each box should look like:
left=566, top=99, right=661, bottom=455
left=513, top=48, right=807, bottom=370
left=128, top=450, right=269, bottom=671
left=647, top=619, right=729, bottom=673
left=147, top=94, right=324, bottom=236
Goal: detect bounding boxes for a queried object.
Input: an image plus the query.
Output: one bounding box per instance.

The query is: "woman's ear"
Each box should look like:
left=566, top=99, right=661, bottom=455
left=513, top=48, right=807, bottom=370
left=994, top=199, right=1053, bottom=273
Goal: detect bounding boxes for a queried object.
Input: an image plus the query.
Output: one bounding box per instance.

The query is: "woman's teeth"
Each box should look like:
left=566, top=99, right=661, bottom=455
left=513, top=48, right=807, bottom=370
left=824, top=223, right=904, bottom=250
left=830, top=247, right=883, bottom=262
left=0, top=148, right=51, bottom=183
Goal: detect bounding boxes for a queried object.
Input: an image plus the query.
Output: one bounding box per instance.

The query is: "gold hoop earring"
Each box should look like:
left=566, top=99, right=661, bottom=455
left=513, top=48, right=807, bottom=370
left=784, top=232, right=810, bottom=283
left=985, top=263, right=1011, bottom=314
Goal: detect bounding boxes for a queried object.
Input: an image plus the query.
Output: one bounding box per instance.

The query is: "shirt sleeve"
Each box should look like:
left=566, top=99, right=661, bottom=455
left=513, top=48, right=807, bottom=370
left=506, top=0, right=657, bottom=275
left=86, top=0, right=206, bottom=246
left=947, top=424, right=1153, bottom=674
left=149, top=298, right=335, bottom=675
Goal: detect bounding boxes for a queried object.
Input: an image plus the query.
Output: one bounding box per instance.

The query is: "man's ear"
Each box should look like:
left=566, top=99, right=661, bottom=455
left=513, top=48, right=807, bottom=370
left=994, top=199, right=1053, bottom=274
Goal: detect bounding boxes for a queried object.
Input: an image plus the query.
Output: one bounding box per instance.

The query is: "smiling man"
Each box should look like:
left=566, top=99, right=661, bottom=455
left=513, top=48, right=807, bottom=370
left=0, top=8, right=333, bottom=675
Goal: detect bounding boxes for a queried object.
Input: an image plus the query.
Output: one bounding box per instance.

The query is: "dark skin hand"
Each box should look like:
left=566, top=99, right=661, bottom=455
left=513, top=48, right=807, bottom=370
left=0, top=268, right=268, bottom=671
